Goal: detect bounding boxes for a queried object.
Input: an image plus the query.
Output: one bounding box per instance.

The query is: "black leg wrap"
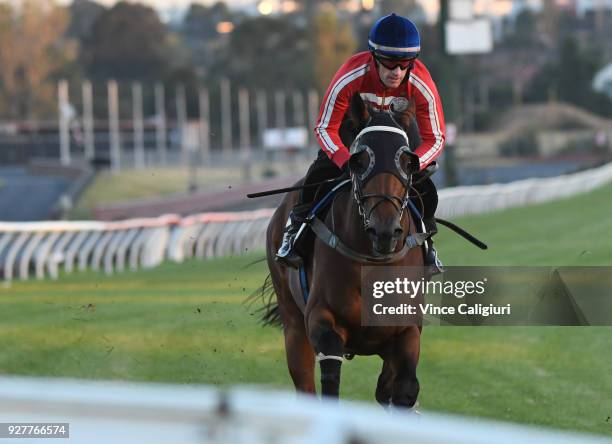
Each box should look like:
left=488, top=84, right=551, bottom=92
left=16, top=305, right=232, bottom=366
left=314, top=330, right=344, bottom=356
left=375, top=363, right=394, bottom=407
left=313, top=330, right=344, bottom=398
left=320, top=359, right=342, bottom=398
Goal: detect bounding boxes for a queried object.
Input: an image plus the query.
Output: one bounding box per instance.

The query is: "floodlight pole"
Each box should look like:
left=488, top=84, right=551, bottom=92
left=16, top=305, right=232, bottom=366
left=438, top=0, right=459, bottom=187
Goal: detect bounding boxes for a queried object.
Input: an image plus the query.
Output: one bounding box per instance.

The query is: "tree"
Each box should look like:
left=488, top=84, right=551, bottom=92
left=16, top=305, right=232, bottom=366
left=182, top=2, right=231, bottom=40
left=379, top=0, right=427, bottom=25
left=82, top=2, right=173, bottom=82
left=557, top=39, right=594, bottom=105
left=525, top=38, right=612, bottom=116
left=179, top=2, right=239, bottom=70
left=540, top=0, right=560, bottom=48
left=66, top=0, right=106, bottom=41
left=0, top=0, right=75, bottom=119
left=209, top=16, right=314, bottom=91
left=501, top=10, right=539, bottom=48
left=311, top=12, right=356, bottom=93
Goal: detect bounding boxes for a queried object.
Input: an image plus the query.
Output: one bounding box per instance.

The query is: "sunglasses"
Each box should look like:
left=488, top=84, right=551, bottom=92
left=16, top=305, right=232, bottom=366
left=375, top=56, right=415, bottom=71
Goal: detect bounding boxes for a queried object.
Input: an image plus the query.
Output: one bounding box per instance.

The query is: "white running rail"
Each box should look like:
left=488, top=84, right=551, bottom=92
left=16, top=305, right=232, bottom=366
left=437, top=161, right=612, bottom=218
left=1, top=162, right=612, bottom=284
left=0, top=210, right=273, bottom=284
left=0, top=376, right=609, bottom=444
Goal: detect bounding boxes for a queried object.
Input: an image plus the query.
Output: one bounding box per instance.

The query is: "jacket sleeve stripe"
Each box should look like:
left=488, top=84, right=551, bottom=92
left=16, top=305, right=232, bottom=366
left=408, top=73, right=444, bottom=163
left=315, top=64, right=369, bottom=155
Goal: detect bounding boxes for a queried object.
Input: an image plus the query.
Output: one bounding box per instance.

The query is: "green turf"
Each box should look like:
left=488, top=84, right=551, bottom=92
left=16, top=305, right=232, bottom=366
left=70, top=168, right=180, bottom=218
left=70, top=163, right=308, bottom=219
left=2, top=182, right=612, bottom=436
left=436, top=181, right=612, bottom=266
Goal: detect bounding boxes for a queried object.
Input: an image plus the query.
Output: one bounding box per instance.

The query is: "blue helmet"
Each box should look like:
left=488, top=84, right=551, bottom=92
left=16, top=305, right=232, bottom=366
left=368, top=13, right=420, bottom=59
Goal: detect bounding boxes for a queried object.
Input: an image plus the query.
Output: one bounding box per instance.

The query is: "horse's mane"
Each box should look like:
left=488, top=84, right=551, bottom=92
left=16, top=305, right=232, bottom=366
left=340, top=93, right=418, bottom=148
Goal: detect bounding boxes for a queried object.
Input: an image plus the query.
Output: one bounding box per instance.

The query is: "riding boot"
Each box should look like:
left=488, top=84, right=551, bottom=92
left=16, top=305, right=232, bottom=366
left=423, top=217, right=444, bottom=276
left=275, top=203, right=312, bottom=268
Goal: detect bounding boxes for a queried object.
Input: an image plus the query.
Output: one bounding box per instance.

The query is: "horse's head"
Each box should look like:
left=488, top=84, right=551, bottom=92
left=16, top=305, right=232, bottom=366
left=346, top=95, right=419, bottom=255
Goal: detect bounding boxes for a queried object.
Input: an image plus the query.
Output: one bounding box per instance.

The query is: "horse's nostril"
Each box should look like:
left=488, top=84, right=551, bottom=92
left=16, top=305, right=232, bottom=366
left=366, top=227, right=376, bottom=239
left=394, top=227, right=403, bottom=238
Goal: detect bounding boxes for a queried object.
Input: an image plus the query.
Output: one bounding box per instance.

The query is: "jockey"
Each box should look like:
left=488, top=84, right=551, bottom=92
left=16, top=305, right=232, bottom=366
left=276, top=12, right=445, bottom=275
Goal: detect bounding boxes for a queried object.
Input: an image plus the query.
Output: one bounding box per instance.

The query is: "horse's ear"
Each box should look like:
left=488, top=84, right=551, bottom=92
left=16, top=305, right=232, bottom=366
left=349, top=93, right=370, bottom=130
left=392, top=98, right=416, bottom=133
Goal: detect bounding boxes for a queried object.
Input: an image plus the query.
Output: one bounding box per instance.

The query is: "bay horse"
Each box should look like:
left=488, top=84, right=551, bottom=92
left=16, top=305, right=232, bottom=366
left=259, top=94, right=428, bottom=408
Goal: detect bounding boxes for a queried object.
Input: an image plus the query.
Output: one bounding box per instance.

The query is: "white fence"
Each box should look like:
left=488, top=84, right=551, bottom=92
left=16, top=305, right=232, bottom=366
left=0, top=376, right=609, bottom=444
left=437, top=161, right=612, bottom=218
left=0, top=209, right=273, bottom=285
left=1, top=162, right=612, bottom=284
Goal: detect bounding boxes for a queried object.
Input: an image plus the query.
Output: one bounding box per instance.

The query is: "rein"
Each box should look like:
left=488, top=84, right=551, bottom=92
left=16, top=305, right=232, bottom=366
left=310, top=216, right=430, bottom=264
left=306, top=123, right=429, bottom=264
left=351, top=174, right=411, bottom=229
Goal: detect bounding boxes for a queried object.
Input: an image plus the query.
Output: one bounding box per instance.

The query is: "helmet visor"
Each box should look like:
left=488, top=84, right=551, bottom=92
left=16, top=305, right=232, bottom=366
left=375, top=55, right=415, bottom=71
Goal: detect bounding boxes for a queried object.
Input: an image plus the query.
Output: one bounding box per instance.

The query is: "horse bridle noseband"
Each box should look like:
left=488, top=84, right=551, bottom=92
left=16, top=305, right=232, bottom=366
left=349, top=124, right=417, bottom=230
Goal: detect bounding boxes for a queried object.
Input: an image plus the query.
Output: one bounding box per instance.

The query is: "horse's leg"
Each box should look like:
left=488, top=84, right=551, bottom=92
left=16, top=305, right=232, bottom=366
left=375, top=359, right=395, bottom=407
left=307, top=310, right=346, bottom=399
left=269, top=264, right=316, bottom=394
left=266, top=198, right=316, bottom=394
left=283, top=321, right=316, bottom=393
left=389, top=326, right=421, bottom=408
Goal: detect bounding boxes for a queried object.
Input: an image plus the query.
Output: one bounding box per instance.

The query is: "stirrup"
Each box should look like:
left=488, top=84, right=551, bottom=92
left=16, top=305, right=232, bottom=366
left=275, top=252, right=303, bottom=268
left=275, top=237, right=303, bottom=268
left=275, top=202, right=312, bottom=268
left=425, top=246, right=444, bottom=277
left=275, top=218, right=304, bottom=268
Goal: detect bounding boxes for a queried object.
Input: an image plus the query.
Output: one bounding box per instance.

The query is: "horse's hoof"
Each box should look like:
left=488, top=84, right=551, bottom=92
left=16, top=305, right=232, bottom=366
left=388, top=401, right=421, bottom=416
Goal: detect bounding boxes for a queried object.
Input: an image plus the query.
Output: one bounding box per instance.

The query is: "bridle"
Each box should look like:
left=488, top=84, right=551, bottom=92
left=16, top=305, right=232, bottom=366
left=307, top=120, right=428, bottom=264
left=349, top=122, right=418, bottom=231
left=308, top=122, right=484, bottom=264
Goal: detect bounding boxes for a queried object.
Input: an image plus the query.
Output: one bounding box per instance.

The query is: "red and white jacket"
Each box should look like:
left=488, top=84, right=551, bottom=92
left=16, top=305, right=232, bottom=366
left=314, top=51, right=445, bottom=171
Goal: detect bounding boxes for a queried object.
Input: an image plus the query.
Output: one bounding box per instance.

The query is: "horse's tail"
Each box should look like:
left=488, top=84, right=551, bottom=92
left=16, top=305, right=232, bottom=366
left=242, top=256, right=267, bottom=269
left=245, top=272, right=282, bottom=328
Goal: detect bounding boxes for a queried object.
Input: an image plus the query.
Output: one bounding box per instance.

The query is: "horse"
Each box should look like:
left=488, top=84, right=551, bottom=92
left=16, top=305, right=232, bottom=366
left=258, top=94, right=428, bottom=408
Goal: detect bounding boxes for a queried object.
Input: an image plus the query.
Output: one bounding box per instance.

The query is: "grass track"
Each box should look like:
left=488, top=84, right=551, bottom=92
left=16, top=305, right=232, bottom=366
left=2, top=182, right=612, bottom=435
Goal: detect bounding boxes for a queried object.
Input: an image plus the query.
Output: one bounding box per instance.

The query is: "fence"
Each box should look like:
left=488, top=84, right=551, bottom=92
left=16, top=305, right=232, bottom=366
left=437, top=160, right=612, bottom=218
left=0, top=210, right=273, bottom=285
left=1, top=162, right=612, bottom=284
left=0, top=375, right=609, bottom=444
left=53, top=80, right=321, bottom=170
left=1, top=79, right=322, bottom=171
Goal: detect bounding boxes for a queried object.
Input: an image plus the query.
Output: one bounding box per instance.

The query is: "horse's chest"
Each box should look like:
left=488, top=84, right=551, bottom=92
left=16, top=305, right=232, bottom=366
left=344, top=326, right=404, bottom=355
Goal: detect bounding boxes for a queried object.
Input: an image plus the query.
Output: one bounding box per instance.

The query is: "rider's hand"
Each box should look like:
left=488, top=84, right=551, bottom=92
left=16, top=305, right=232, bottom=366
left=341, top=160, right=350, bottom=177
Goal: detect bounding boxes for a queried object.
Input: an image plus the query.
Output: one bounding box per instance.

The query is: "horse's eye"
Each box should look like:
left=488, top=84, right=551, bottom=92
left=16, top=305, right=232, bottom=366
left=349, top=149, right=369, bottom=174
